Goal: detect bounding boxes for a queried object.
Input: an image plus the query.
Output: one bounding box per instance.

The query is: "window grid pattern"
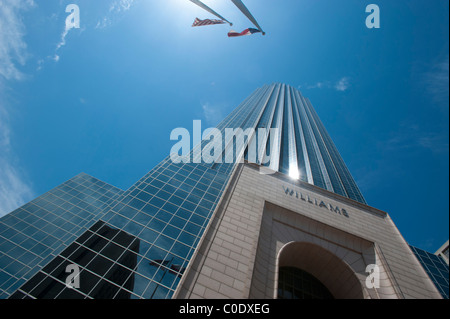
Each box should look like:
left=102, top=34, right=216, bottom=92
left=442, top=246, right=449, bottom=260
left=278, top=267, right=334, bottom=300
left=0, top=173, right=124, bottom=299
left=10, top=160, right=232, bottom=299
left=410, top=245, right=449, bottom=299
left=98, top=161, right=230, bottom=299
left=11, top=221, right=156, bottom=299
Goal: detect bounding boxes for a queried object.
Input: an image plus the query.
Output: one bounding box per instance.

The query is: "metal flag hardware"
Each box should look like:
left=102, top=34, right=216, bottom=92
left=230, top=0, right=265, bottom=35
left=188, top=0, right=233, bottom=26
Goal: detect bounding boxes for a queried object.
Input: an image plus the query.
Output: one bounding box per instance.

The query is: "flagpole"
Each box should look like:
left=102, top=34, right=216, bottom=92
left=188, top=0, right=233, bottom=26
left=230, top=0, right=265, bottom=35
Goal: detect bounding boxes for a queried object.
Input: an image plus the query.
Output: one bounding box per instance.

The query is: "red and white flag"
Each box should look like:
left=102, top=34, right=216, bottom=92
left=228, top=28, right=262, bottom=37
left=192, top=18, right=226, bottom=27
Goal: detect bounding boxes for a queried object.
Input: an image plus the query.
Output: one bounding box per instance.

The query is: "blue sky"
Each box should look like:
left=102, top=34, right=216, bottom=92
left=0, top=0, right=448, bottom=252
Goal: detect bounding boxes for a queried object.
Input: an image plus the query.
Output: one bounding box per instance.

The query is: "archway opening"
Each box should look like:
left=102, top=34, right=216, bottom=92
left=277, top=242, right=364, bottom=299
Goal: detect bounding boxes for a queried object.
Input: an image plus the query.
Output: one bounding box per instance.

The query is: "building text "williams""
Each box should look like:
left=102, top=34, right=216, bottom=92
left=283, top=187, right=350, bottom=218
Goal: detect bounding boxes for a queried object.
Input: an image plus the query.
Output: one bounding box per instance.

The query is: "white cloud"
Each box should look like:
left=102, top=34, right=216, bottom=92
left=381, top=123, right=448, bottom=154
left=300, top=77, right=351, bottom=92
left=55, top=4, right=82, bottom=57
left=417, top=133, right=449, bottom=154
left=0, top=98, right=11, bottom=150
left=110, top=0, right=136, bottom=12
left=0, top=0, right=35, bottom=217
left=307, top=82, right=325, bottom=89
left=0, top=157, right=34, bottom=217
left=335, top=77, right=350, bottom=92
left=96, top=0, right=137, bottom=29
left=424, top=56, right=449, bottom=108
left=0, top=92, right=34, bottom=217
left=96, top=17, right=111, bottom=29
left=56, top=26, right=70, bottom=51
left=0, top=0, right=35, bottom=81
left=202, top=103, right=223, bottom=126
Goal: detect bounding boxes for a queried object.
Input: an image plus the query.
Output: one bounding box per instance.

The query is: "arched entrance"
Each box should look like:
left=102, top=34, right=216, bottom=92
left=277, top=242, right=365, bottom=299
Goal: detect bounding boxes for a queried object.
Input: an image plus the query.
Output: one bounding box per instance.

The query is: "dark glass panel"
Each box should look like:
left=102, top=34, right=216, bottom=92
left=278, top=267, right=333, bottom=300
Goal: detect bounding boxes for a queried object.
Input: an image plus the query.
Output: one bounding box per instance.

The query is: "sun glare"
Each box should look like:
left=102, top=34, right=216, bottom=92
left=289, top=166, right=300, bottom=180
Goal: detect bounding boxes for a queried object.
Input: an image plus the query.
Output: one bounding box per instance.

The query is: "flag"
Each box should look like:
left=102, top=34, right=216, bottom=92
left=188, top=0, right=233, bottom=26
left=228, top=28, right=262, bottom=37
left=192, top=18, right=226, bottom=27
left=230, top=0, right=265, bottom=35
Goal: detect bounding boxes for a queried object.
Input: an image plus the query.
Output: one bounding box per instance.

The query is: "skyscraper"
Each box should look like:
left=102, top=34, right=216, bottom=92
left=410, top=244, right=449, bottom=299
left=0, top=84, right=442, bottom=299
left=0, top=173, right=124, bottom=298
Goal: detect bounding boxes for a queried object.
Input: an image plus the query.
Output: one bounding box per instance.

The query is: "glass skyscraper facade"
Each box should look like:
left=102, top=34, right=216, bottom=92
left=1, top=83, right=367, bottom=299
left=410, top=245, right=449, bottom=299
left=0, top=173, right=124, bottom=298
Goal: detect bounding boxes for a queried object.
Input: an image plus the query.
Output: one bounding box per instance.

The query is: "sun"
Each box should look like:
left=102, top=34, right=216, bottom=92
left=166, top=0, right=201, bottom=17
